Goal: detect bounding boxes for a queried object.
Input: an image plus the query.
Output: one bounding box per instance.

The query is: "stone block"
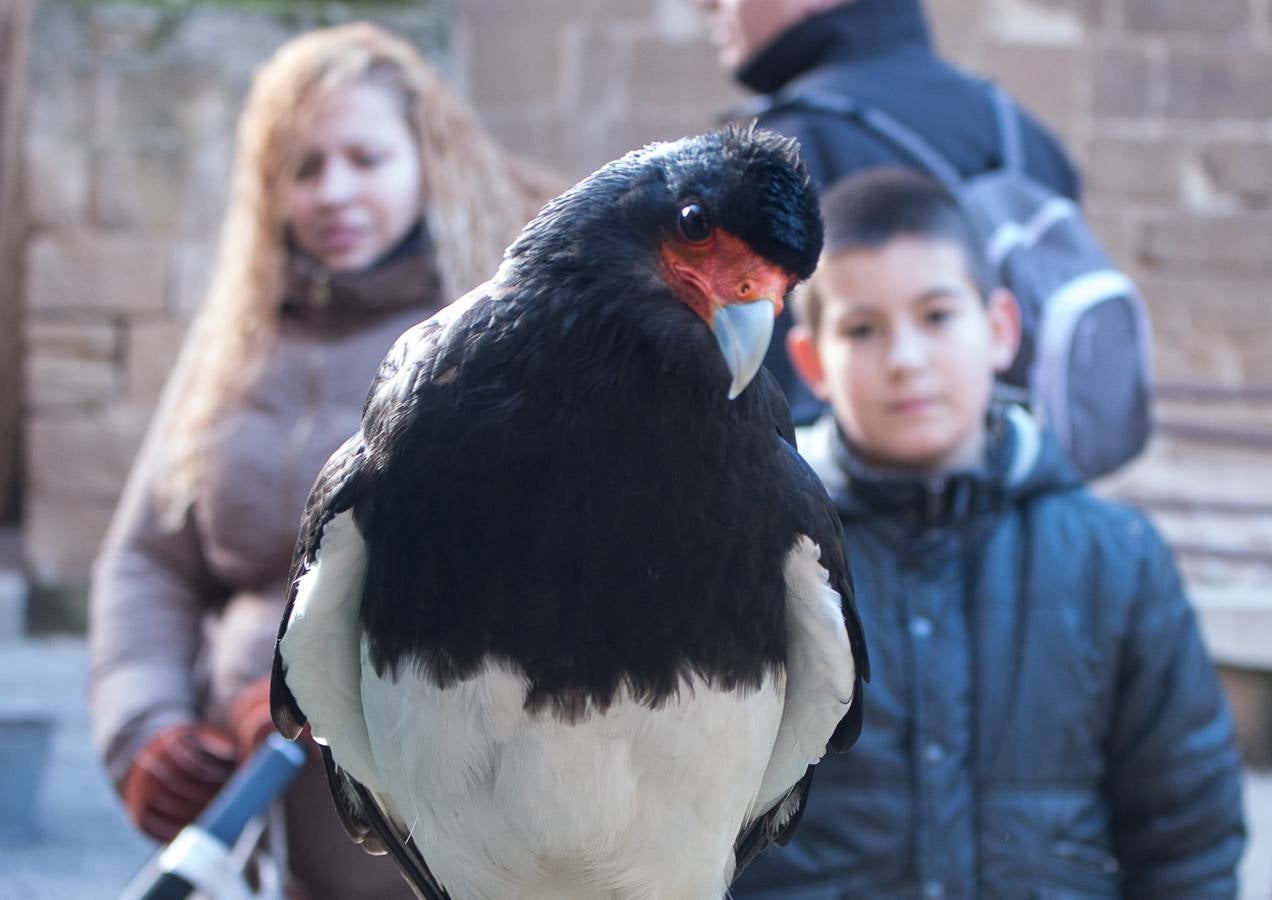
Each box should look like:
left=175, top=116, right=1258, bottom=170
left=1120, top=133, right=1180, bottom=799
left=1197, top=141, right=1272, bottom=212
left=628, top=35, right=741, bottom=112
left=22, top=491, right=116, bottom=587
left=25, top=352, right=121, bottom=411
left=1085, top=210, right=1140, bottom=275
left=25, top=405, right=149, bottom=504
left=168, top=240, right=217, bottom=316
left=928, top=0, right=987, bottom=46
left=1085, top=138, right=1183, bottom=207
left=460, top=0, right=592, bottom=27
left=1244, top=332, right=1272, bottom=382
left=1137, top=214, right=1272, bottom=279
left=1047, top=0, right=1106, bottom=27
left=0, top=570, right=27, bottom=642
left=982, top=0, right=1090, bottom=44
left=25, top=317, right=118, bottom=361
left=584, top=112, right=727, bottom=178
left=1219, top=666, right=1272, bottom=766
left=126, top=319, right=186, bottom=407
left=1164, top=48, right=1272, bottom=120
left=90, top=140, right=192, bottom=234
left=1092, top=45, right=1156, bottom=119
left=573, top=26, right=633, bottom=114
left=1152, top=332, right=1247, bottom=384
left=466, top=0, right=652, bottom=28
left=27, top=2, right=93, bottom=141
left=166, top=7, right=292, bottom=77
left=1124, top=0, right=1249, bottom=35
left=25, top=231, right=167, bottom=314
left=90, top=144, right=146, bottom=233
left=979, top=42, right=1078, bottom=140
left=1196, top=590, right=1272, bottom=671
left=24, top=134, right=88, bottom=228
left=484, top=114, right=589, bottom=183
left=177, top=139, right=233, bottom=240
left=85, top=3, right=164, bottom=54
left=1134, top=273, right=1268, bottom=336
left=359, top=7, right=450, bottom=58
left=463, top=20, right=568, bottom=108
left=111, top=62, right=222, bottom=140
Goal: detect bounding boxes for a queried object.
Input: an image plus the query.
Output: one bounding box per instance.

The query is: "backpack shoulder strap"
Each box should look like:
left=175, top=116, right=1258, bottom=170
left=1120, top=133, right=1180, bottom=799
left=987, top=82, right=1024, bottom=172
left=744, top=87, right=965, bottom=194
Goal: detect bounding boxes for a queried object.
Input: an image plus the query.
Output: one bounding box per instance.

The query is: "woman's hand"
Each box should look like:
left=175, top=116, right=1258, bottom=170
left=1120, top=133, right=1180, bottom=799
left=227, top=675, right=276, bottom=760
left=122, top=723, right=237, bottom=841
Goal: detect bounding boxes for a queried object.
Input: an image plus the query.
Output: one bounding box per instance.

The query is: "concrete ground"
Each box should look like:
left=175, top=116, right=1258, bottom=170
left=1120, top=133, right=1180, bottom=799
left=0, top=634, right=1269, bottom=899
left=0, top=636, right=150, bottom=899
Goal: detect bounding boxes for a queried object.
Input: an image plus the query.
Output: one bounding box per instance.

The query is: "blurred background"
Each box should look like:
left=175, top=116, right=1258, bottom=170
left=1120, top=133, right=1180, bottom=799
left=0, top=0, right=1269, bottom=896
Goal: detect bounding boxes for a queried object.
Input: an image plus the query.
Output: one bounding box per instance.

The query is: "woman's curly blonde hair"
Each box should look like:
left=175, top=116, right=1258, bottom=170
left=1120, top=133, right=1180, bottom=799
left=156, top=22, right=557, bottom=522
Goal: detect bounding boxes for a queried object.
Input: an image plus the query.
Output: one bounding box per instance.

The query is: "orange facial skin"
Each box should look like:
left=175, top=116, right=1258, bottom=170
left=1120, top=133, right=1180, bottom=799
left=659, top=228, right=792, bottom=326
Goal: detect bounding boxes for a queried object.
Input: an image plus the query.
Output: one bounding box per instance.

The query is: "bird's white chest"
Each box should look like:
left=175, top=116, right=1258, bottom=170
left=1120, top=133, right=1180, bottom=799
left=360, top=648, right=785, bottom=900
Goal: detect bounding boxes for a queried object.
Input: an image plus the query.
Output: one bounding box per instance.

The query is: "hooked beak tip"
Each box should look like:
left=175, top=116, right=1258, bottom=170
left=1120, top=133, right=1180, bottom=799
left=712, top=299, right=777, bottom=400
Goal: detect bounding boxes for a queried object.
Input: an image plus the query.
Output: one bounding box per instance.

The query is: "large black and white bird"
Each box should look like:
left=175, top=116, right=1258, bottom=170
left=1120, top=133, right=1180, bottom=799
left=271, top=125, right=868, bottom=900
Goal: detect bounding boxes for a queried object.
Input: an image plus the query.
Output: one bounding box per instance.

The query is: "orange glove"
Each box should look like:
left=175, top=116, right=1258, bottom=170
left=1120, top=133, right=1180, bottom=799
left=227, top=675, right=276, bottom=760
left=122, top=722, right=236, bottom=841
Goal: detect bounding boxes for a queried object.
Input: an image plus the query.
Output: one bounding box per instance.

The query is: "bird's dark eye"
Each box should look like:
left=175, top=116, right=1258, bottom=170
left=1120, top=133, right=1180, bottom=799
left=678, top=202, right=712, bottom=243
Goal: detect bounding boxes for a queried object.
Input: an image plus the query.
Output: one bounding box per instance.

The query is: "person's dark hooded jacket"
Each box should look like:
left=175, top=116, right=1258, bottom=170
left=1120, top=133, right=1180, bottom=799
left=732, top=0, right=1079, bottom=424
left=733, top=407, right=1246, bottom=899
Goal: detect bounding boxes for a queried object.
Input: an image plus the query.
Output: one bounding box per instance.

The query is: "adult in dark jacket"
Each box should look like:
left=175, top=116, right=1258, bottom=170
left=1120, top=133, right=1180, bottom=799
left=732, top=169, right=1245, bottom=898
left=695, top=0, right=1079, bottom=424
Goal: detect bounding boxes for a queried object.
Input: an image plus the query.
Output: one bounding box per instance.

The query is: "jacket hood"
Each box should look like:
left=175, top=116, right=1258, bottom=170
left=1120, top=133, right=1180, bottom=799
left=797, top=403, right=1080, bottom=525
left=737, top=0, right=932, bottom=95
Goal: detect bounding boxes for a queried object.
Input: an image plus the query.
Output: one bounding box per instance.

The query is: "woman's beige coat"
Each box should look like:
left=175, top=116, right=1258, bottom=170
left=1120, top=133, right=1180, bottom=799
left=89, top=277, right=436, bottom=899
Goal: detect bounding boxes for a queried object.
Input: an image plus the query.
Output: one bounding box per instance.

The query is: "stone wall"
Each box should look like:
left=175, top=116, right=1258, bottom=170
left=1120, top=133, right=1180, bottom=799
left=15, top=0, right=1272, bottom=608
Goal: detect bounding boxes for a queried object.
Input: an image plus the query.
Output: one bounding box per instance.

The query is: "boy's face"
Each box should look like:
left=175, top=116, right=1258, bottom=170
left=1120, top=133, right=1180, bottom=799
left=789, top=236, right=1020, bottom=474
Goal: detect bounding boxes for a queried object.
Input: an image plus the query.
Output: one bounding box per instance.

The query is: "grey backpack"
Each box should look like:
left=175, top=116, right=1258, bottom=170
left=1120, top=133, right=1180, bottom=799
left=770, top=85, right=1153, bottom=479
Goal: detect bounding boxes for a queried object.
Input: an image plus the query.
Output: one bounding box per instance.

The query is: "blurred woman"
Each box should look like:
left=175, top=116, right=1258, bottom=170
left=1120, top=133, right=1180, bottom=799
left=88, top=22, right=556, bottom=899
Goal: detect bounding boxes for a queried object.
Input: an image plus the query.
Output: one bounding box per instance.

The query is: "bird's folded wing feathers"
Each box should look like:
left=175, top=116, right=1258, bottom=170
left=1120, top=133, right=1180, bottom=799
left=275, top=504, right=380, bottom=789
left=270, top=432, right=368, bottom=744
left=733, top=440, right=869, bottom=878
left=751, top=534, right=857, bottom=816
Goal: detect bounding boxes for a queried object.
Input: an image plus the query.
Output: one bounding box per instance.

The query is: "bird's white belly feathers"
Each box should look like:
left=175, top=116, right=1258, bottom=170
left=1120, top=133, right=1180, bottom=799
left=360, top=647, right=786, bottom=900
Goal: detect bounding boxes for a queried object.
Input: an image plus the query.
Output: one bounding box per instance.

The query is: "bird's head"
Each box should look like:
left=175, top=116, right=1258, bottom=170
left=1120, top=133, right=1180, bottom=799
left=503, top=125, right=823, bottom=399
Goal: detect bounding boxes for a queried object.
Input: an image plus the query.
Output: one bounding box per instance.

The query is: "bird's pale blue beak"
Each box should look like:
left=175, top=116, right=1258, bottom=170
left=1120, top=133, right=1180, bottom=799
left=712, top=299, right=776, bottom=400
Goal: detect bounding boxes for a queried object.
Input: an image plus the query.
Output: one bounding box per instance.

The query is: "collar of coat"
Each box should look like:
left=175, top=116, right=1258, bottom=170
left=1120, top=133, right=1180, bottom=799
left=796, top=403, right=1078, bottom=526
left=736, top=0, right=933, bottom=97
left=281, top=219, right=443, bottom=332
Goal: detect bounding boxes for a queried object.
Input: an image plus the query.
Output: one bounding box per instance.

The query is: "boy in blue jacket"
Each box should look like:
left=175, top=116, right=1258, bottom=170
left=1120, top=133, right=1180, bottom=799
left=734, top=168, right=1246, bottom=899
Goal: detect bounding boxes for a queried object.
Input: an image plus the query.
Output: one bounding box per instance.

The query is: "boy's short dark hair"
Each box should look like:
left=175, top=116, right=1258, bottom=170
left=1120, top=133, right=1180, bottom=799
left=796, top=168, right=991, bottom=333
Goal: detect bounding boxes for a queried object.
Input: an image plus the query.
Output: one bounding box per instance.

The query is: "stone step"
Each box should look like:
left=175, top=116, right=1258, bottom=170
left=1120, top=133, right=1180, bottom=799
left=1195, top=587, right=1272, bottom=672
left=0, top=524, right=27, bottom=641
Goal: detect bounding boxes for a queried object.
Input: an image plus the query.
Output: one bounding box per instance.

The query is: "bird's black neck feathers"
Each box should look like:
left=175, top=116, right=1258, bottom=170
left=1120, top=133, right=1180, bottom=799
left=355, top=127, right=824, bottom=718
